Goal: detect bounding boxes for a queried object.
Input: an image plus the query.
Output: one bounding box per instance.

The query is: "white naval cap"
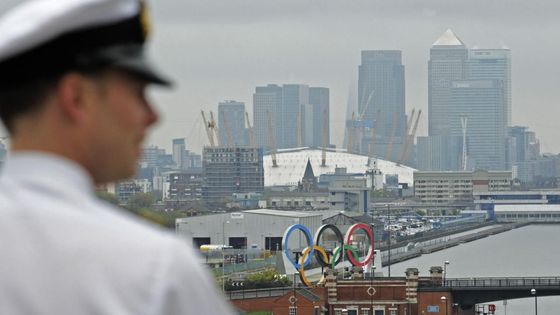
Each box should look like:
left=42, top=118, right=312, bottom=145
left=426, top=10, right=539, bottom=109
left=0, top=0, right=170, bottom=87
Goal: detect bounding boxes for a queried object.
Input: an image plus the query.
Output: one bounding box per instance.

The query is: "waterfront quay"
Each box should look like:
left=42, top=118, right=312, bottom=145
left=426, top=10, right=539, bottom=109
left=381, top=222, right=529, bottom=266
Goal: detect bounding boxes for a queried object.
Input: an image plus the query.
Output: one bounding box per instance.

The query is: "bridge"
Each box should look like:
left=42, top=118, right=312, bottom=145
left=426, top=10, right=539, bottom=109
left=419, top=277, right=560, bottom=308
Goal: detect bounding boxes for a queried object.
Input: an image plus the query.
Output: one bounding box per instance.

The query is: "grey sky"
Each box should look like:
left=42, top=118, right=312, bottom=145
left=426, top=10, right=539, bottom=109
left=2, top=0, right=560, bottom=153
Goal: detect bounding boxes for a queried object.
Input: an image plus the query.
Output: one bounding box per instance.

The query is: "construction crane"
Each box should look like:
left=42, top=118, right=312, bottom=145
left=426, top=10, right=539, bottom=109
left=267, top=111, right=278, bottom=167
left=201, top=110, right=216, bottom=147
left=397, top=109, right=416, bottom=163
left=367, top=109, right=380, bottom=167
left=347, top=112, right=355, bottom=153
left=384, top=112, right=399, bottom=161
left=209, top=111, right=219, bottom=146
left=245, top=112, right=255, bottom=147
left=399, top=110, right=422, bottom=165
left=321, top=109, right=328, bottom=167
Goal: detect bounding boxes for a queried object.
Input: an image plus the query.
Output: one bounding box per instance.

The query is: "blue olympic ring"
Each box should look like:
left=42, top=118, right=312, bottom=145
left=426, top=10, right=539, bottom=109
left=282, top=224, right=314, bottom=269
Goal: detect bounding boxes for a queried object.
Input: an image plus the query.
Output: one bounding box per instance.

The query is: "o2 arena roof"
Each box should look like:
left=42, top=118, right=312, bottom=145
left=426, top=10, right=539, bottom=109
left=264, top=148, right=416, bottom=187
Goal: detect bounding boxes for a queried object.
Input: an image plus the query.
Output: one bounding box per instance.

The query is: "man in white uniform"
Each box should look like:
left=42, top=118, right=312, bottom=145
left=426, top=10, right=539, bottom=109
left=0, top=0, right=236, bottom=314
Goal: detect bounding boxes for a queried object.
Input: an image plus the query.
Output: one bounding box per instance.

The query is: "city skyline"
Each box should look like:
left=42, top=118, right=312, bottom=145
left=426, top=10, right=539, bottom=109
left=1, top=1, right=559, bottom=155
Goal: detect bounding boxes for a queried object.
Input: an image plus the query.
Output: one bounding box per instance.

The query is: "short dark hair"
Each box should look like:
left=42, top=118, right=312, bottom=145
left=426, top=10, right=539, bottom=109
left=0, top=75, right=60, bottom=134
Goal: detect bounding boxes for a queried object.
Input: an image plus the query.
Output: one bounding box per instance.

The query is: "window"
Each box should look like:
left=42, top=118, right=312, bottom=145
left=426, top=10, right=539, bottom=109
left=289, top=306, right=297, bottom=315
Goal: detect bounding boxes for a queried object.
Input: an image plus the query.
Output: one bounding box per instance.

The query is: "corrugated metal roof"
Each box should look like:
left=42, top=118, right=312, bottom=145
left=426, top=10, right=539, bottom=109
left=243, top=209, right=321, bottom=218
left=264, top=148, right=415, bottom=187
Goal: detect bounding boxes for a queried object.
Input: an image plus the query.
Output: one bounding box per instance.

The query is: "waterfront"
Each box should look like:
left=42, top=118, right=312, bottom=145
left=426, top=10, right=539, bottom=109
left=383, top=224, right=560, bottom=314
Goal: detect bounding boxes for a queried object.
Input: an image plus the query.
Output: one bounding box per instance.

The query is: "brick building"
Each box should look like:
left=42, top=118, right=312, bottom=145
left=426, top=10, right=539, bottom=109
left=230, top=266, right=472, bottom=315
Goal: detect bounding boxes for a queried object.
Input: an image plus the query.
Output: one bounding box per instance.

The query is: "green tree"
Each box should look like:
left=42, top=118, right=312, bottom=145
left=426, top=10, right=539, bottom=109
left=127, top=192, right=155, bottom=211
left=225, top=269, right=291, bottom=291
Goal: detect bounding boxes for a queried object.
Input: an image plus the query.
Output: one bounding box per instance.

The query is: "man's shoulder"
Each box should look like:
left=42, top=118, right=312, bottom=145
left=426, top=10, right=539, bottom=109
left=91, top=200, right=190, bottom=251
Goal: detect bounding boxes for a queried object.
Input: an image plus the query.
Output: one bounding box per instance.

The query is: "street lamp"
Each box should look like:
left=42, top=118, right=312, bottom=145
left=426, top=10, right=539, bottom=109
left=440, top=296, right=448, bottom=315
left=531, top=288, right=537, bottom=315
left=387, top=204, right=391, bottom=278
left=443, top=260, right=450, bottom=286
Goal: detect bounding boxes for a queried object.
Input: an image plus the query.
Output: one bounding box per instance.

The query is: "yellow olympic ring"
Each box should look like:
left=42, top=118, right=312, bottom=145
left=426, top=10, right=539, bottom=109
left=298, top=245, right=329, bottom=287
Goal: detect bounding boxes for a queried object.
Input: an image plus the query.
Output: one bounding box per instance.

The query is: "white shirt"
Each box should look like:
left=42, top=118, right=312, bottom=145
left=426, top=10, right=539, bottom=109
left=0, top=152, right=236, bottom=315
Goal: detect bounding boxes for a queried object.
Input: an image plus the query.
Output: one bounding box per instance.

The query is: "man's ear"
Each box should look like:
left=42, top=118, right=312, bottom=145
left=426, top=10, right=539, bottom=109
left=55, top=72, right=95, bottom=122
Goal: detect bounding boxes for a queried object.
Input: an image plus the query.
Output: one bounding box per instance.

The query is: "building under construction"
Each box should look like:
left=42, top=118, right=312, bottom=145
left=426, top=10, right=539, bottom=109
left=202, top=146, right=265, bottom=204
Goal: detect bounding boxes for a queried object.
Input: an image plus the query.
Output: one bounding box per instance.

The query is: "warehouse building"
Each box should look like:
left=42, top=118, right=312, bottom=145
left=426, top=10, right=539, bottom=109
left=176, top=209, right=323, bottom=250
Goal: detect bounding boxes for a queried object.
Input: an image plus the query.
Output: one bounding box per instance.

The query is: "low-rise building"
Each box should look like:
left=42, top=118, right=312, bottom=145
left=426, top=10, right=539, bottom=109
left=414, top=170, right=512, bottom=204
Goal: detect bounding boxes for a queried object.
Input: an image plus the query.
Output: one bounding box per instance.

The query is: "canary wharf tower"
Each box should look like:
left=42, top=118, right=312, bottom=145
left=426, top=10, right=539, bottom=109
left=428, top=29, right=468, bottom=136
left=419, top=29, right=511, bottom=171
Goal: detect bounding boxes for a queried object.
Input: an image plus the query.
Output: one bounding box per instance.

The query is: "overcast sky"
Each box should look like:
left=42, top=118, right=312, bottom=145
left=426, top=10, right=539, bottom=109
left=2, top=0, right=560, bottom=153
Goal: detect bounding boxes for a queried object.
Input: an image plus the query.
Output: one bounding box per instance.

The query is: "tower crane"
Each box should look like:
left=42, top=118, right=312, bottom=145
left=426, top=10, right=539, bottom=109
left=398, top=109, right=416, bottom=163
left=384, top=112, right=399, bottom=161
left=367, top=109, right=381, bottom=167
left=399, top=110, right=422, bottom=165
left=209, top=111, right=219, bottom=146
left=201, top=110, right=216, bottom=147
left=245, top=112, right=255, bottom=147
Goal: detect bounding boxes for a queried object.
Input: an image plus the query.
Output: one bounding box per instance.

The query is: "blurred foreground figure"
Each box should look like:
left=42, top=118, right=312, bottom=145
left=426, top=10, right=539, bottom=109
left=0, top=1, right=235, bottom=314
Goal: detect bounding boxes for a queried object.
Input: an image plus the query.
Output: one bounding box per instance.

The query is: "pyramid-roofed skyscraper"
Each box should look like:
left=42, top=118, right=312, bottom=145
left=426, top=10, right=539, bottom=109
left=429, top=29, right=468, bottom=136
left=418, top=29, right=511, bottom=171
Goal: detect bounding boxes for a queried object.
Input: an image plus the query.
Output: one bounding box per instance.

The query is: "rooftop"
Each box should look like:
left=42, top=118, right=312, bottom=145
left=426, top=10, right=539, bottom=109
left=264, top=148, right=415, bottom=187
left=432, top=29, right=465, bottom=46
left=243, top=209, right=321, bottom=218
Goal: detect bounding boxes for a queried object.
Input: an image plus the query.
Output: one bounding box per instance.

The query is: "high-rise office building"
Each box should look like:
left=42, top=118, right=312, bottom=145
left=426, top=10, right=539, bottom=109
left=449, top=80, right=506, bottom=170
left=253, top=84, right=329, bottom=150
left=172, top=138, right=185, bottom=169
left=358, top=50, right=406, bottom=141
left=309, top=87, right=330, bottom=148
left=281, top=84, right=309, bottom=149
left=218, top=100, right=247, bottom=146
left=253, top=84, right=282, bottom=149
left=419, top=30, right=512, bottom=171
left=428, top=29, right=468, bottom=137
left=466, top=49, right=512, bottom=127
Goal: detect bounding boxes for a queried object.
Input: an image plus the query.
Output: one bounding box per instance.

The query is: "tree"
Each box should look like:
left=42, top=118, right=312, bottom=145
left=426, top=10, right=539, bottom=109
left=224, top=269, right=291, bottom=291
left=127, top=192, right=155, bottom=211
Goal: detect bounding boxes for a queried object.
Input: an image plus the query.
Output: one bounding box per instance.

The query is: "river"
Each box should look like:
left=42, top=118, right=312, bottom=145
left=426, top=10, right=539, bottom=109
left=381, top=224, right=560, bottom=315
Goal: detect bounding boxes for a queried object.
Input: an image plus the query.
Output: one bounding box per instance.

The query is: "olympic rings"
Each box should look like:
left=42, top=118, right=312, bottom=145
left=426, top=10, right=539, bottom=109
left=283, top=223, right=375, bottom=287
left=298, top=245, right=329, bottom=287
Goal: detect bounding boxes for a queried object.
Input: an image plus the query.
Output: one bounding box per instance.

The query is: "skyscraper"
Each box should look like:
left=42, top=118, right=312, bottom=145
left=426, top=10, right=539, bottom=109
left=419, top=30, right=512, bottom=171
left=428, top=29, right=468, bottom=137
left=466, top=49, right=512, bottom=126
left=282, top=84, right=309, bottom=149
left=358, top=50, right=406, bottom=142
left=253, top=84, right=282, bottom=149
left=253, top=84, right=329, bottom=150
left=218, top=100, right=247, bottom=146
left=449, top=80, right=506, bottom=170
left=172, top=138, right=185, bottom=169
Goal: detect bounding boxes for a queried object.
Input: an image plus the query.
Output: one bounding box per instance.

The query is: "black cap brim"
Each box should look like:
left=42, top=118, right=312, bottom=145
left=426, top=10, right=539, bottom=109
left=89, top=44, right=172, bottom=86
